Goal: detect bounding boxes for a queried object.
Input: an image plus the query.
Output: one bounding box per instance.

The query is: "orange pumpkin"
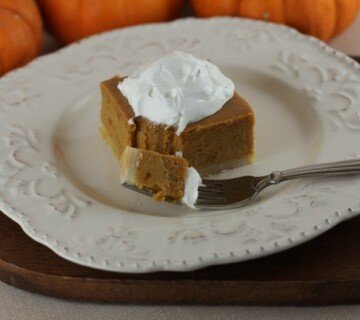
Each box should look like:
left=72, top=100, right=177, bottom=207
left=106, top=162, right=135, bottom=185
left=36, top=0, right=184, bottom=44
left=191, top=0, right=360, bottom=40
left=0, top=0, right=42, bottom=75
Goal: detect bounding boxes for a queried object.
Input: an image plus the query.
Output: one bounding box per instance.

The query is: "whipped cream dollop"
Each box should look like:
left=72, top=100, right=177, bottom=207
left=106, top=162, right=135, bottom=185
left=182, top=167, right=202, bottom=209
left=118, top=51, right=235, bottom=134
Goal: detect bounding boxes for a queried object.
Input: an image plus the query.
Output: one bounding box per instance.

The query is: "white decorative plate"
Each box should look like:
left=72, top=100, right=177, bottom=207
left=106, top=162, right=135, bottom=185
left=0, top=18, right=360, bottom=273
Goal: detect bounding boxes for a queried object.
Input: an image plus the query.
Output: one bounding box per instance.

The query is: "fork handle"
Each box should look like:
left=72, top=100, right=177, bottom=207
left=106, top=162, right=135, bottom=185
left=268, top=159, right=360, bottom=184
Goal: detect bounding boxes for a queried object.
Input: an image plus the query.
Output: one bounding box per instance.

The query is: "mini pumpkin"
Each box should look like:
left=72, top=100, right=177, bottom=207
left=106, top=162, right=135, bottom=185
left=191, top=0, right=360, bottom=40
left=36, top=0, right=184, bottom=44
left=0, top=0, right=42, bottom=75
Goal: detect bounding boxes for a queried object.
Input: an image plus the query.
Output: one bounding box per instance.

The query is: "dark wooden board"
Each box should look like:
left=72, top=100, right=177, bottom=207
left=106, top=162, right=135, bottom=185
left=1, top=57, right=360, bottom=305
left=0, top=212, right=360, bottom=305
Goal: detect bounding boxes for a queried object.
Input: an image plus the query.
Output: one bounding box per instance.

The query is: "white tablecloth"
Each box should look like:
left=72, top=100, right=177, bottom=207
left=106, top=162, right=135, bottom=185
left=1, top=283, right=360, bottom=320
left=1, top=15, right=360, bottom=320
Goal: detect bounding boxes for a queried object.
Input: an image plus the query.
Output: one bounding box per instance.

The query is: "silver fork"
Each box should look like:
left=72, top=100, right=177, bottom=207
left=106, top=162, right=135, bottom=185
left=196, top=159, right=360, bottom=210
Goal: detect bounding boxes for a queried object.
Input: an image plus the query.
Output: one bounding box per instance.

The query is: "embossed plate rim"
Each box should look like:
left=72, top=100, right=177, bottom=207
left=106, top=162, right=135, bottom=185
left=0, top=17, right=360, bottom=273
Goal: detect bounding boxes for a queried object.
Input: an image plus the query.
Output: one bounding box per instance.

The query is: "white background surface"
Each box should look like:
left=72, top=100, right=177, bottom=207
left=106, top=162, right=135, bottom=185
left=1, top=14, right=360, bottom=320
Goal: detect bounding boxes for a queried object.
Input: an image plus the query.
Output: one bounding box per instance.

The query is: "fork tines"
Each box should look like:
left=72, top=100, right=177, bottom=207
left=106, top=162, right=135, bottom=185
left=196, top=179, right=227, bottom=205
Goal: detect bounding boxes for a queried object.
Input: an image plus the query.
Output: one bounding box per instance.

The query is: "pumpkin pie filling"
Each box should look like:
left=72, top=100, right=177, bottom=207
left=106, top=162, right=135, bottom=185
left=101, top=77, right=254, bottom=176
left=119, top=146, right=201, bottom=206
